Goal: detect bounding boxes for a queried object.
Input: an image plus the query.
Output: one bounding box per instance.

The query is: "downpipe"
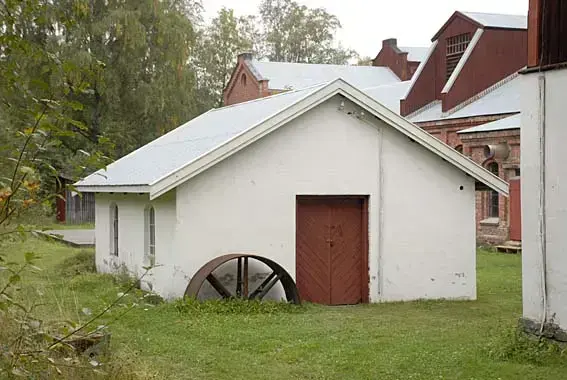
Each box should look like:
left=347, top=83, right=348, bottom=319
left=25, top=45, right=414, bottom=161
left=537, top=74, right=548, bottom=334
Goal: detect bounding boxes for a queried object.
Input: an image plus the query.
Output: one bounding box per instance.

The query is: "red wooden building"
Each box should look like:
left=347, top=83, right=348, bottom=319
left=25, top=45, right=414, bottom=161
left=395, top=11, right=527, bottom=245
left=372, top=38, right=428, bottom=81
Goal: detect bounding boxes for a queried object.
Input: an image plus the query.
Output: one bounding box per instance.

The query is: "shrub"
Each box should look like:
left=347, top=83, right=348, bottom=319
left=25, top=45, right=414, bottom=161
left=486, top=325, right=567, bottom=366
left=57, top=250, right=96, bottom=276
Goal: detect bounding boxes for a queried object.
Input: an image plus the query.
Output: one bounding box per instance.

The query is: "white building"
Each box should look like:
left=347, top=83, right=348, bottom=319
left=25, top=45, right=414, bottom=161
left=520, top=0, right=567, bottom=340
left=76, top=79, right=507, bottom=305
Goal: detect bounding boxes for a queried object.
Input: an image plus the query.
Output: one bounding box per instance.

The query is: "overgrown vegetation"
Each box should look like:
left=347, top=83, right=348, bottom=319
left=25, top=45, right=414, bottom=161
left=56, top=249, right=96, bottom=276
left=487, top=325, right=567, bottom=366
left=2, top=242, right=567, bottom=379
left=0, top=241, right=153, bottom=378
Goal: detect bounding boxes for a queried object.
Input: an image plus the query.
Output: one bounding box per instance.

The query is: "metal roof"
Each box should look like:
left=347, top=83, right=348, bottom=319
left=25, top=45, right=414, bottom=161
left=249, top=60, right=400, bottom=90
left=458, top=113, right=521, bottom=134
left=399, top=47, right=429, bottom=62
left=76, top=78, right=509, bottom=198
left=75, top=84, right=325, bottom=187
left=410, top=75, right=521, bottom=123
left=462, top=12, right=527, bottom=29
left=363, top=81, right=411, bottom=113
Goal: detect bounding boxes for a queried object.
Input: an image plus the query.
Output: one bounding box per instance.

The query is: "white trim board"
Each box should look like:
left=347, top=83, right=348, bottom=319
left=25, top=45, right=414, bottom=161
left=75, top=185, right=150, bottom=194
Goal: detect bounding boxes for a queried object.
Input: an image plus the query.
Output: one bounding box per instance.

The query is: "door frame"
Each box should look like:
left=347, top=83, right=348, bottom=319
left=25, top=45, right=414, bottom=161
left=295, top=195, right=370, bottom=303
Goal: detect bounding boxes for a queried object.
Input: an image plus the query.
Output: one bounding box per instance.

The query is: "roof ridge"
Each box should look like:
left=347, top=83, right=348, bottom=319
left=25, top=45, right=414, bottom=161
left=244, top=60, right=265, bottom=81
left=441, top=72, right=519, bottom=116
left=211, top=82, right=328, bottom=112
left=462, top=10, right=526, bottom=17
left=405, top=100, right=442, bottom=119
left=361, top=80, right=411, bottom=91
left=251, top=60, right=391, bottom=69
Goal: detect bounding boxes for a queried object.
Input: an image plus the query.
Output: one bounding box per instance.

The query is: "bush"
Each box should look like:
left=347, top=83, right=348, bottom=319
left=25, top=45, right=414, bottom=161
left=486, top=326, right=567, bottom=366
left=57, top=250, right=96, bottom=276
left=174, top=297, right=305, bottom=315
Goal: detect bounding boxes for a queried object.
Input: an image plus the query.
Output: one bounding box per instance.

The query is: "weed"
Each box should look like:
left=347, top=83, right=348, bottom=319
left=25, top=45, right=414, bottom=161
left=486, top=325, right=567, bottom=366
left=174, top=297, right=305, bottom=315
left=112, top=264, right=141, bottom=290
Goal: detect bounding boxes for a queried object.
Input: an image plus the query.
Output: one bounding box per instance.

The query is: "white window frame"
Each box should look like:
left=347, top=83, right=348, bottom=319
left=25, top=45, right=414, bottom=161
left=145, top=205, right=156, bottom=267
left=110, top=203, right=119, bottom=256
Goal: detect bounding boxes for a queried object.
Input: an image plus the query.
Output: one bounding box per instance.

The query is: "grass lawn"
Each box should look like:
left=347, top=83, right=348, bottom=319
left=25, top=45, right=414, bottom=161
left=2, top=238, right=566, bottom=379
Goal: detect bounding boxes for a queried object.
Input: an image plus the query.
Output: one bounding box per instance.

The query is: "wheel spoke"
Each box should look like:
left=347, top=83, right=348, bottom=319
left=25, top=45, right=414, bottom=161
left=243, top=257, right=249, bottom=298
left=249, top=271, right=283, bottom=300
left=206, top=274, right=232, bottom=298
left=236, top=257, right=242, bottom=297
left=249, top=271, right=276, bottom=299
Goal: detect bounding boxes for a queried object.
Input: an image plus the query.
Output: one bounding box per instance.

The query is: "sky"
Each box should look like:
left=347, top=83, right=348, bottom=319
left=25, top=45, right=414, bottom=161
left=202, top=0, right=528, bottom=58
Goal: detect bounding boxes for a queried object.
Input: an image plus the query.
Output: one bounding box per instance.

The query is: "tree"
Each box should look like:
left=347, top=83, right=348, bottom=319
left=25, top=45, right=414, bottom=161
left=356, top=56, right=374, bottom=66
left=195, top=7, right=259, bottom=106
left=258, top=0, right=356, bottom=64
left=0, top=0, right=110, bottom=225
left=55, top=0, right=205, bottom=158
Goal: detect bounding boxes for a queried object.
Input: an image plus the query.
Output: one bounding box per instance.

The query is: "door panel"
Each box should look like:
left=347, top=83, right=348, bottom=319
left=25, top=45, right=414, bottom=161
left=330, top=199, right=364, bottom=305
left=296, top=197, right=367, bottom=305
left=296, top=199, right=331, bottom=304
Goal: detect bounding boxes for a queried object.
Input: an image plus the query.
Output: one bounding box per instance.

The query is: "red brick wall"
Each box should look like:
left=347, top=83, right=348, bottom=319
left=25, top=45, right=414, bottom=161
left=460, top=127, right=521, bottom=244
left=417, top=115, right=505, bottom=146
left=417, top=116, right=520, bottom=244
left=223, top=57, right=272, bottom=106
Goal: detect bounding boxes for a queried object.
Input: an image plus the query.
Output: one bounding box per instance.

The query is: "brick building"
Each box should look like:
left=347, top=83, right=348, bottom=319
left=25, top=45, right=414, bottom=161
left=224, top=10, right=528, bottom=245
left=223, top=53, right=401, bottom=106
left=372, top=38, right=429, bottom=80
left=394, top=11, right=527, bottom=244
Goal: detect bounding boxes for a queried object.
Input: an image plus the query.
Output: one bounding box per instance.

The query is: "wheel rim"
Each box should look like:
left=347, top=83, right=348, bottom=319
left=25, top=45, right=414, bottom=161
left=184, top=254, right=301, bottom=304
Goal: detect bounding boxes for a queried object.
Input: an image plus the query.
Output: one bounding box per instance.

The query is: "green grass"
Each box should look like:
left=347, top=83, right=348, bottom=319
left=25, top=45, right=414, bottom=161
left=2, top=238, right=566, bottom=379
left=42, top=222, right=95, bottom=230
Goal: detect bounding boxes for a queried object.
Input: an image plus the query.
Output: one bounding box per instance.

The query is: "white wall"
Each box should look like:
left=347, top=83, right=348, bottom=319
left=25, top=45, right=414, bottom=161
left=165, top=96, right=476, bottom=302
left=522, top=69, right=567, bottom=331
left=380, top=125, right=476, bottom=301
left=94, top=192, right=176, bottom=296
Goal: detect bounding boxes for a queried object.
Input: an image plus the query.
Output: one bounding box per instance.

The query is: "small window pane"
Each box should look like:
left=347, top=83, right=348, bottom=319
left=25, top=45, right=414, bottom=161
left=147, top=206, right=156, bottom=266
left=111, top=204, right=119, bottom=256
left=487, top=163, right=499, bottom=218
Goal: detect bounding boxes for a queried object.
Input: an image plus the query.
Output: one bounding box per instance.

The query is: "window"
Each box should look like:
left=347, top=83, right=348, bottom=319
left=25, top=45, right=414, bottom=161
left=145, top=206, right=156, bottom=266
left=240, top=73, right=247, bottom=87
left=515, top=168, right=521, bottom=177
left=487, top=162, right=499, bottom=218
left=110, top=203, right=119, bottom=256
left=446, top=33, right=471, bottom=79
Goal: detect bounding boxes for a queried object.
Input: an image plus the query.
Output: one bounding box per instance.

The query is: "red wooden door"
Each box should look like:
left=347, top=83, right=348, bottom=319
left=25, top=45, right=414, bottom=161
left=296, top=196, right=368, bottom=305
left=509, top=178, right=521, bottom=241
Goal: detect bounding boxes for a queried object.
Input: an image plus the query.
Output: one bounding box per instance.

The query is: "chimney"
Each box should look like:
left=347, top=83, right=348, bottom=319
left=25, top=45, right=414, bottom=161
left=382, top=38, right=398, bottom=48
left=238, top=52, right=254, bottom=62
